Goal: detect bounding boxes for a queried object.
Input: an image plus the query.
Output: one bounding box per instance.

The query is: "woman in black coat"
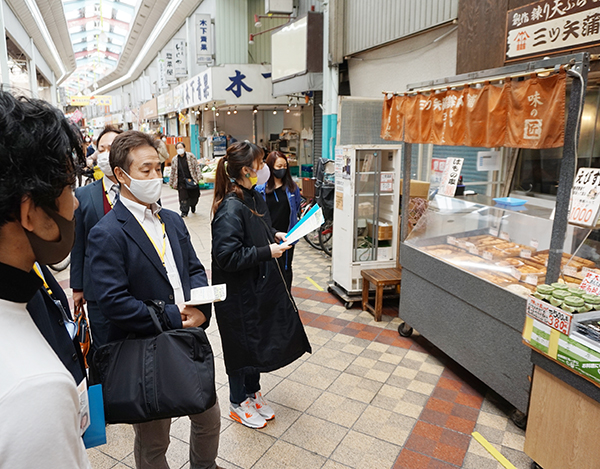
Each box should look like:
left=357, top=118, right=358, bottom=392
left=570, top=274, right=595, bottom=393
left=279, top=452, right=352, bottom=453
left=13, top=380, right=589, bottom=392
left=211, top=142, right=311, bottom=429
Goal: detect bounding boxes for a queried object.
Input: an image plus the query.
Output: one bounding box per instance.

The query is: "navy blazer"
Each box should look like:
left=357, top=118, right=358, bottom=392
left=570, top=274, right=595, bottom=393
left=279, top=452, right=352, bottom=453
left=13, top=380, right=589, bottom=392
left=87, top=200, right=211, bottom=344
left=27, top=265, right=86, bottom=384
left=71, top=179, right=106, bottom=301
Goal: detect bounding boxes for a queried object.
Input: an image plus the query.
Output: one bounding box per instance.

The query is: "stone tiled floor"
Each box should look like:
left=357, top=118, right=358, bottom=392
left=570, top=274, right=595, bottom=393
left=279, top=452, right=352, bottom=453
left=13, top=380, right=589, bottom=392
left=53, top=185, right=534, bottom=468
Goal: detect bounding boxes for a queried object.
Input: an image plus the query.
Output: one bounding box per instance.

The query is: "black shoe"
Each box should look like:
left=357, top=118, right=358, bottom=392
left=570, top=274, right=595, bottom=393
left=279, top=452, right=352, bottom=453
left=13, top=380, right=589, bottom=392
left=181, top=213, right=188, bottom=218
left=191, top=206, right=196, bottom=214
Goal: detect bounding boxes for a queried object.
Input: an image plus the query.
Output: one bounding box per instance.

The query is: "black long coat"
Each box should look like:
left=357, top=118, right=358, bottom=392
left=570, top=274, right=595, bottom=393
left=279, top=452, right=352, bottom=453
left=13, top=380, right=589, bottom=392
left=211, top=187, right=311, bottom=375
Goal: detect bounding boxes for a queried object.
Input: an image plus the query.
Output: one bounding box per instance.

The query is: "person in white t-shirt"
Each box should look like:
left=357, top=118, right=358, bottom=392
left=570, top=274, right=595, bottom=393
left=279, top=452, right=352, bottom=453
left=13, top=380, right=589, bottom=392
left=0, top=90, right=91, bottom=469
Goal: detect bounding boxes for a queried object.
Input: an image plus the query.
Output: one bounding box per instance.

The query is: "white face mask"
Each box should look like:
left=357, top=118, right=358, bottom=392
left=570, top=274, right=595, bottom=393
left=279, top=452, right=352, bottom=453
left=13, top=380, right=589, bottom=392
left=97, top=151, right=113, bottom=176
left=256, top=164, right=270, bottom=185
left=177, top=148, right=185, bottom=155
left=121, top=169, right=162, bottom=205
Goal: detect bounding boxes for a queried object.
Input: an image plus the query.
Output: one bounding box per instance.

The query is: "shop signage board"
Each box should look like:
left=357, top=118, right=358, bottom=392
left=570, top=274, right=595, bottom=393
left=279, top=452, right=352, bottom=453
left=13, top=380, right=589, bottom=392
left=568, top=167, right=600, bottom=227
left=506, top=1, right=600, bottom=61
left=157, top=58, right=168, bottom=89
left=212, top=65, right=287, bottom=105
left=173, top=39, right=187, bottom=78
left=476, top=150, right=501, bottom=171
left=70, top=95, right=112, bottom=106
left=164, top=90, right=174, bottom=114
left=140, top=98, right=158, bottom=120
left=526, top=295, right=573, bottom=335
left=196, top=14, right=213, bottom=64
left=164, top=50, right=177, bottom=84
left=438, top=158, right=463, bottom=197
left=157, top=94, right=166, bottom=115
left=580, top=271, right=600, bottom=295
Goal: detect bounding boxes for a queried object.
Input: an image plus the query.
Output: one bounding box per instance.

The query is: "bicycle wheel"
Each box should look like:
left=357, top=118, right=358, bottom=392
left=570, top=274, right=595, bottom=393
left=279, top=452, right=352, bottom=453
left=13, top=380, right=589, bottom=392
left=48, top=253, right=71, bottom=272
left=319, top=219, right=333, bottom=256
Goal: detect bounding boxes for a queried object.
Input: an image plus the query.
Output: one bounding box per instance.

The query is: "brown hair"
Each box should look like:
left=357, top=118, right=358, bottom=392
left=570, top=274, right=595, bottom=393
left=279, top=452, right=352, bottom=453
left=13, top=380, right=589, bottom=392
left=264, top=151, right=298, bottom=194
left=211, top=141, right=264, bottom=216
left=109, top=130, right=159, bottom=173
left=97, top=125, right=123, bottom=148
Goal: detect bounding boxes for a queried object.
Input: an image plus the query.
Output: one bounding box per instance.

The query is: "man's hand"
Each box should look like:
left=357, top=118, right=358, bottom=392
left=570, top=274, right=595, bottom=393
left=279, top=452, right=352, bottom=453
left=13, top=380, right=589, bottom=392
left=270, top=243, right=291, bottom=259
left=274, top=232, right=287, bottom=243
left=179, top=304, right=207, bottom=328
left=73, top=291, right=86, bottom=309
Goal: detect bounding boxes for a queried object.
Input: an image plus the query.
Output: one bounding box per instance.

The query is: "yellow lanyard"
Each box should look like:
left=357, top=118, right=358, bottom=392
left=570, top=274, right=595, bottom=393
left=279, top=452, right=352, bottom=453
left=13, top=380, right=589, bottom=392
left=102, top=178, right=115, bottom=208
left=137, top=214, right=166, bottom=267
left=32, top=263, right=53, bottom=295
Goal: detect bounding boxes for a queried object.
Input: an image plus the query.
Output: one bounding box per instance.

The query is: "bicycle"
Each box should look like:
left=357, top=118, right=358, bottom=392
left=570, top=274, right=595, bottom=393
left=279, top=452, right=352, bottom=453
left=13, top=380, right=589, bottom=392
left=299, top=195, right=322, bottom=250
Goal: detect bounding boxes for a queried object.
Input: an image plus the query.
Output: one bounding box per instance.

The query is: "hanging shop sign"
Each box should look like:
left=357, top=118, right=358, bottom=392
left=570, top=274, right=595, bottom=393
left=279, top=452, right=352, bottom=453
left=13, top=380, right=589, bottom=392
left=157, top=94, right=167, bottom=115
left=140, top=98, right=158, bottom=120
left=164, top=90, right=174, bottom=114
left=438, top=158, right=464, bottom=197
left=381, top=69, right=566, bottom=149
left=157, top=58, right=168, bottom=89
left=506, top=1, right=600, bottom=61
left=177, top=68, right=212, bottom=109
left=70, top=95, right=113, bottom=106
left=212, top=64, right=287, bottom=105
left=164, top=50, right=178, bottom=84
left=196, top=14, right=214, bottom=64
left=568, top=167, right=600, bottom=228
left=173, top=39, right=187, bottom=78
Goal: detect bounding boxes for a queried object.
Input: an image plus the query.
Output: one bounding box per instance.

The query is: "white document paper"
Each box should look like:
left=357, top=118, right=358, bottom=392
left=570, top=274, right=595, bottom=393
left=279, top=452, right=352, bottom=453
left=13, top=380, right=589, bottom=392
left=185, top=284, right=227, bottom=305
left=281, top=205, right=324, bottom=247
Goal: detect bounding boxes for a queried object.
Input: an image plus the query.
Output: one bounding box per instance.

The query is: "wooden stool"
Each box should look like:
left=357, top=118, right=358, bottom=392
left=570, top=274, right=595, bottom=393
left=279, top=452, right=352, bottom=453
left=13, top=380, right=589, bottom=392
left=361, top=268, right=402, bottom=321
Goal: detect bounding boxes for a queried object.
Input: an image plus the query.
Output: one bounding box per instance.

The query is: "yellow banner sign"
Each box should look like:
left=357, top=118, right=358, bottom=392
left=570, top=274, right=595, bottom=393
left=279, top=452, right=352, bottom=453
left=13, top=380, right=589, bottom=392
left=70, top=95, right=113, bottom=106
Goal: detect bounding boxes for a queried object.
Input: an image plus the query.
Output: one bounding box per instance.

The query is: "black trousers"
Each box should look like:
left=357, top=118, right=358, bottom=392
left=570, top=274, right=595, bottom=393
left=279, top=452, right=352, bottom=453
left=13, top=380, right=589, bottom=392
left=178, top=186, right=200, bottom=215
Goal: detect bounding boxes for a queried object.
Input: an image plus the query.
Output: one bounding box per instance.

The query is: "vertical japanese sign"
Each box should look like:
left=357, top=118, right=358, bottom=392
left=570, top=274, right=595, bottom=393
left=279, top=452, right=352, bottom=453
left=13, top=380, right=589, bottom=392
left=173, top=40, right=187, bottom=78
left=568, top=167, right=600, bottom=227
left=196, top=14, right=214, bottom=64
left=438, top=158, right=463, bottom=197
left=430, top=158, right=446, bottom=189
left=157, top=58, right=168, bottom=89
left=164, top=50, right=177, bottom=84
left=506, top=1, right=600, bottom=61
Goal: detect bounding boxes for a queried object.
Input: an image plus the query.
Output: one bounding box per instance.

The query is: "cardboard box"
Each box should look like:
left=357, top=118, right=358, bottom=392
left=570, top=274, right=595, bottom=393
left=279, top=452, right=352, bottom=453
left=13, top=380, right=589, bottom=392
left=399, top=179, right=430, bottom=198
left=367, top=220, right=393, bottom=240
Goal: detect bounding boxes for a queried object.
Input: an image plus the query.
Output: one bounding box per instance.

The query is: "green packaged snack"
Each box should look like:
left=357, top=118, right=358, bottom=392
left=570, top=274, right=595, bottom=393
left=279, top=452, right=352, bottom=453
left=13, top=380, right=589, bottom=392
left=552, top=290, right=570, bottom=300
left=537, top=284, right=555, bottom=295
left=567, top=287, right=583, bottom=298
left=551, top=282, right=569, bottom=291
left=564, top=296, right=584, bottom=307
left=583, top=293, right=600, bottom=304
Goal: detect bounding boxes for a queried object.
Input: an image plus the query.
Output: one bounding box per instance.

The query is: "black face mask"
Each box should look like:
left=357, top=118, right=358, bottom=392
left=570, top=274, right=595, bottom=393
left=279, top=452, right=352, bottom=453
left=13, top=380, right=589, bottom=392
left=24, top=207, right=76, bottom=265
left=273, top=168, right=287, bottom=180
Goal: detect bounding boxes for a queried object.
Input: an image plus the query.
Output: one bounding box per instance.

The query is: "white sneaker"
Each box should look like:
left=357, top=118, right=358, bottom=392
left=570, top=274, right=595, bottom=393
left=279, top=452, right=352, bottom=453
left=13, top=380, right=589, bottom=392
left=248, top=392, right=275, bottom=420
left=229, top=398, right=267, bottom=429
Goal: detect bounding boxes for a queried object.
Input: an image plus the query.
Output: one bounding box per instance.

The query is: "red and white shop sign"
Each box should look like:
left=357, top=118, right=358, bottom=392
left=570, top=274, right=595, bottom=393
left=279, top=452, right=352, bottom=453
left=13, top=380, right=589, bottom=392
left=526, top=296, right=572, bottom=335
left=580, top=271, right=600, bottom=296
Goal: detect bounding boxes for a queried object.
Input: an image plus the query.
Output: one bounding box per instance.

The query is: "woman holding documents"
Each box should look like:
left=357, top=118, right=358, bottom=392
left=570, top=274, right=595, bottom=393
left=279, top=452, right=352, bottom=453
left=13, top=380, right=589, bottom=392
left=211, top=142, right=311, bottom=430
left=256, top=151, right=301, bottom=289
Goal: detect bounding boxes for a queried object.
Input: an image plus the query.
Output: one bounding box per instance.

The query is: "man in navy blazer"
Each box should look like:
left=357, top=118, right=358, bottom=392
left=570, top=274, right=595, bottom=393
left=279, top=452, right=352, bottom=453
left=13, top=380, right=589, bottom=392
left=71, top=126, right=122, bottom=348
left=87, top=131, right=220, bottom=469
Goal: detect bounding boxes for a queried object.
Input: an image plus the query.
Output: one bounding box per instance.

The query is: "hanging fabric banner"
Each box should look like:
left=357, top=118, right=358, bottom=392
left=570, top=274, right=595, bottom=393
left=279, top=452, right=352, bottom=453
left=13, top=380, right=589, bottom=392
left=382, top=69, right=566, bottom=149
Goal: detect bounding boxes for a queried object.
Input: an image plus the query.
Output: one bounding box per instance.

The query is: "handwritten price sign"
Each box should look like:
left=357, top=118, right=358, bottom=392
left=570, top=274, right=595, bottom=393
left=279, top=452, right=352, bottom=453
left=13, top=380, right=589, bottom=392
left=568, top=168, right=600, bottom=228
left=526, top=296, right=573, bottom=335
left=580, top=271, right=600, bottom=295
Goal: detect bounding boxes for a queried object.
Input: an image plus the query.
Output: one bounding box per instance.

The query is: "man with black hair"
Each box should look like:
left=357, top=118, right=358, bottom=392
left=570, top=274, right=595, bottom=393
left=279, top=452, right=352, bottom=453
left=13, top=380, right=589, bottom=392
left=0, top=90, right=91, bottom=468
left=71, top=125, right=123, bottom=348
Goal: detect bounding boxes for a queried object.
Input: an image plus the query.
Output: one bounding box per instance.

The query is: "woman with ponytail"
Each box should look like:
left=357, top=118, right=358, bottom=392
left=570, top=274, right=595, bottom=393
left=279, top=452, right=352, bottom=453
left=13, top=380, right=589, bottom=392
left=211, top=142, right=311, bottom=429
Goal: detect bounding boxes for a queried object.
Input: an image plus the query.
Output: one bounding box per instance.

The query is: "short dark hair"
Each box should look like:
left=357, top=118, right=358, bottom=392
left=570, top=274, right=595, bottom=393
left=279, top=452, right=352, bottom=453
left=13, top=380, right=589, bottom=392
left=176, top=142, right=186, bottom=149
left=109, top=130, right=159, bottom=173
left=96, top=125, right=123, bottom=147
left=0, top=91, right=83, bottom=227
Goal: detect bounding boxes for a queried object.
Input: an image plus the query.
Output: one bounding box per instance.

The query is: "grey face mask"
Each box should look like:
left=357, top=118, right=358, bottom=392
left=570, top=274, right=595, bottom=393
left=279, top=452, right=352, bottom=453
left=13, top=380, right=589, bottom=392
left=24, top=208, right=76, bottom=265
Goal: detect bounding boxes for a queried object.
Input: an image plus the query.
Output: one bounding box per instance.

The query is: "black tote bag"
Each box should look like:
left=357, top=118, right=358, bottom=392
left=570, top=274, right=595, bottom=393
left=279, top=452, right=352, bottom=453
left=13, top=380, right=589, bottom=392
left=93, top=303, right=216, bottom=424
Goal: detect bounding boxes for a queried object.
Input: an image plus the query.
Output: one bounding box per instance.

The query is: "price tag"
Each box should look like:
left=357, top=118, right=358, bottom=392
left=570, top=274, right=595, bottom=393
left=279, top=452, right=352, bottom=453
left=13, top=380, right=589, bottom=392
left=563, top=266, right=578, bottom=277
left=582, top=267, right=598, bottom=275
left=531, top=239, right=539, bottom=249
left=580, top=271, right=600, bottom=295
left=457, top=240, right=468, bottom=249
left=526, top=296, right=573, bottom=335
left=500, top=231, right=510, bottom=241
left=447, top=236, right=457, bottom=246
left=489, top=228, right=500, bottom=237
left=469, top=246, right=480, bottom=256
left=483, top=251, right=494, bottom=261
left=520, top=249, right=532, bottom=259
left=525, top=274, right=538, bottom=286
left=510, top=267, right=522, bottom=280
left=465, top=242, right=475, bottom=248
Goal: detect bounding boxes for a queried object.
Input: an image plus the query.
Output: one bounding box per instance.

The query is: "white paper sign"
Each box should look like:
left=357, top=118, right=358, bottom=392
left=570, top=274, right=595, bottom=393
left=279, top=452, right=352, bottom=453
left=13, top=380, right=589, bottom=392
left=568, top=167, right=600, bottom=228
left=196, top=14, right=214, bottom=64
left=438, top=158, right=464, bottom=197
left=476, top=151, right=501, bottom=171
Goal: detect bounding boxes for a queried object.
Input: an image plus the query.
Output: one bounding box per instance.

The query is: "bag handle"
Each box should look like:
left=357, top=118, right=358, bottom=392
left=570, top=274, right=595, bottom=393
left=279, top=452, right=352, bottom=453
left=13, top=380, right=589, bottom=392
left=146, top=303, right=165, bottom=334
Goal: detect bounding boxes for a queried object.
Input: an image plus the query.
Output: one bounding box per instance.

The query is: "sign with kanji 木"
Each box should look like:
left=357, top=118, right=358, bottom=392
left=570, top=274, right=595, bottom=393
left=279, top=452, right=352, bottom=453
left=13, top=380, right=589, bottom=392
left=196, top=14, right=213, bottom=64
left=506, top=0, right=600, bottom=61
left=568, top=167, right=600, bottom=227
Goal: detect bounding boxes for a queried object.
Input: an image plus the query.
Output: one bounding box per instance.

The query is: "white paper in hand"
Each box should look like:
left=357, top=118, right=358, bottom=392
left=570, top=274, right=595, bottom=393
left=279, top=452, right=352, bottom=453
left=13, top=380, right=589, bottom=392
left=185, top=284, right=227, bottom=305
left=281, top=204, right=325, bottom=247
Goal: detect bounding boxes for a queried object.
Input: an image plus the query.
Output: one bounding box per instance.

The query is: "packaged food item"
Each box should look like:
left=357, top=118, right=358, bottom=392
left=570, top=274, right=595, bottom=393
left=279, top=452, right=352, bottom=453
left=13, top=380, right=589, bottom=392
left=551, top=282, right=569, bottom=291
left=562, top=296, right=585, bottom=313
left=550, top=289, right=570, bottom=307
left=567, top=287, right=583, bottom=298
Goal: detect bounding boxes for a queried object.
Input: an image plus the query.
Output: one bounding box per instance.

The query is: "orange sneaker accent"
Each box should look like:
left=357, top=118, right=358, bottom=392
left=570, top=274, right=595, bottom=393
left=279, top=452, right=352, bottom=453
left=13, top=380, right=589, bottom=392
left=245, top=412, right=253, bottom=418
left=256, top=403, right=262, bottom=409
left=230, top=411, right=242, bottom=424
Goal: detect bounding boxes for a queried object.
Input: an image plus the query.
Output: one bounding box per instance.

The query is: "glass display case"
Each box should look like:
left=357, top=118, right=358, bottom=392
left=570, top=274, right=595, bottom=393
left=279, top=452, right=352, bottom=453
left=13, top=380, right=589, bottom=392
left=405, top=195, right=600, bottom=296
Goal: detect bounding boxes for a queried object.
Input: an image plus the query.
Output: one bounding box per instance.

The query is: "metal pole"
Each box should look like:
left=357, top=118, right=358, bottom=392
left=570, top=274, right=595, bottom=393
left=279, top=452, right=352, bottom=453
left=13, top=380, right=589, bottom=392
left=401, top=142, right=412, bottom=247
left=0, top=0, right=9, bottom=86
left=546, top=55, right=589, bottom=283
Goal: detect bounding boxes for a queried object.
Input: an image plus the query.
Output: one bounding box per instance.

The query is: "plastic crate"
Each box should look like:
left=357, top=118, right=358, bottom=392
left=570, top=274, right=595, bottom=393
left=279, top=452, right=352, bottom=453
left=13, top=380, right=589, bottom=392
left=301, top=164, right=313, bottom=178
left=199, top=182, right=214, bottom=190
left=290, top=166, right=300, bottom=176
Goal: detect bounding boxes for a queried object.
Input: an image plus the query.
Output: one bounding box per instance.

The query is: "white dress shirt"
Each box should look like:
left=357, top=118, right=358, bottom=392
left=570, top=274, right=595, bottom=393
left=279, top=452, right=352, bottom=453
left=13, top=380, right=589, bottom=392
left=120, top=196, right=185, bottom=304
left=102, top=176, right=119, bottom=206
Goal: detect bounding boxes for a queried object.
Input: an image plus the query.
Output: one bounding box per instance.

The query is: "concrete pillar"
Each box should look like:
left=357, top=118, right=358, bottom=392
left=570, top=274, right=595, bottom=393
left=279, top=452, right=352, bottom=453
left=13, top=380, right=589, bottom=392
left=29, top=38, right=37, bottom=98
left=0, top=0, right=10, bottom=86
left=50, top=71, right=57, bottom=106
left=321, top=1, right=338, bottom=161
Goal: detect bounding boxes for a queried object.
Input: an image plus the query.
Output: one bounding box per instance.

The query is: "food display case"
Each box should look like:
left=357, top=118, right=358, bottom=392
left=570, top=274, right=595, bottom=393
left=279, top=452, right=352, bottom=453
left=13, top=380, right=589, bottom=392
left=399, top=195, right=600, bottom=413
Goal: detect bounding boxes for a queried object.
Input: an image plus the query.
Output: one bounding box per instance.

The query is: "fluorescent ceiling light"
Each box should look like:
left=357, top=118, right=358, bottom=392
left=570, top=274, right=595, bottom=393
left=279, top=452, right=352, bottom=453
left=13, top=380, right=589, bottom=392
left=24, top=0, right=67, bottom=79
left=96, top=0, right=184, bottom=94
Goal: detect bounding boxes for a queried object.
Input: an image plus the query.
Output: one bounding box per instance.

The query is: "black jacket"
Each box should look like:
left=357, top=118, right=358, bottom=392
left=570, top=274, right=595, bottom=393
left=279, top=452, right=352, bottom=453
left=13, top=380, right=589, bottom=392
left=211, top=187, right=311, bottom=375
left=27, top=265, right=86, bottom=384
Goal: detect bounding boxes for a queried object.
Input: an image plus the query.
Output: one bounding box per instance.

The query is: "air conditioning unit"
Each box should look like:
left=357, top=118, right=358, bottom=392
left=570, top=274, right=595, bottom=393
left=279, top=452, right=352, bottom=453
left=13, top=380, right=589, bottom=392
left=265, top=0, right=293, bottom=14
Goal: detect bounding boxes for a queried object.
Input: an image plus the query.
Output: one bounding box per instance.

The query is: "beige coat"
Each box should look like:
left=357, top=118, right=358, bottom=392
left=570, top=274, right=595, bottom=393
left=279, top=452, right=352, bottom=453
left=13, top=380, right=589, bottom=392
left=170, top=152, right=202, bottom=189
